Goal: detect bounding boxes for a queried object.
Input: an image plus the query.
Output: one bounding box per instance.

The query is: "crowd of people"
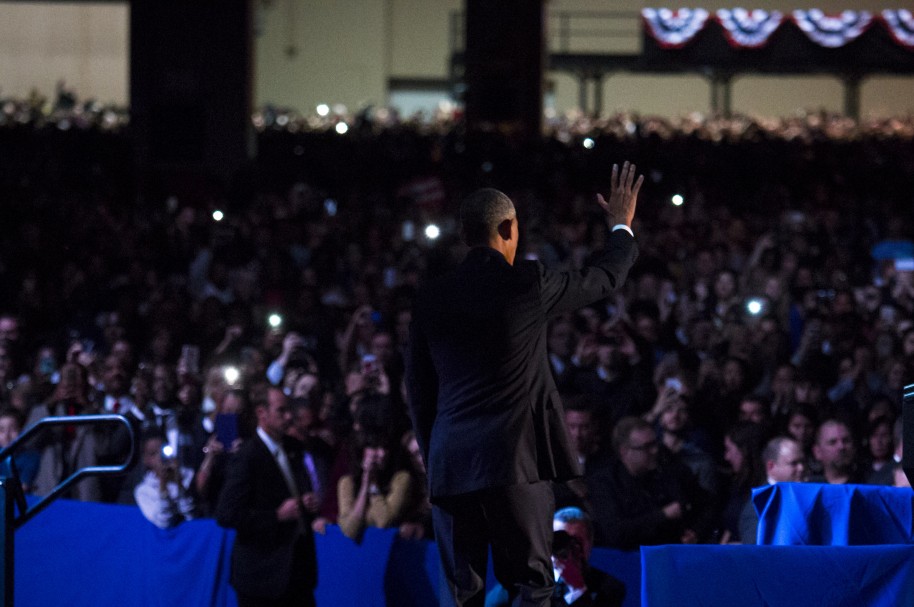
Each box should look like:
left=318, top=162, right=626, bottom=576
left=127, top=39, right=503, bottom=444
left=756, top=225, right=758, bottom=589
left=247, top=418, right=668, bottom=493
left=1, top=88, right=913, bottom=576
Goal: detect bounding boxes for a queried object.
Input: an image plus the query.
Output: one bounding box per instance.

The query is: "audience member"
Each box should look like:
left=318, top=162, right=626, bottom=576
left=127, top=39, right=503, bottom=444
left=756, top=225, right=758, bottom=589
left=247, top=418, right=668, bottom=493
left=133, top=430, right=199, bottom=529
left=485, top=507, right=626, bottom=607
left=720, top=422, right=767, bottom=543
left=554, top=395, right=613, bottom=510
left=336, top=427, right=415, bottom=542
left=862, top=415, right=895, bottom=486
left=286, top=396, right=335, bottom=533
left=587, top=416, right=712, bottom=549
left=809, top=418, right=862, bottom=485
left=216, top=387, right=318, bottom=607
left=28, top=363, right=101, bottom=501
left=0, top=408, right=40, bottom=492
left=552, top=507, right=626, bottom=607
left=739, top=436, right=807, bottom=544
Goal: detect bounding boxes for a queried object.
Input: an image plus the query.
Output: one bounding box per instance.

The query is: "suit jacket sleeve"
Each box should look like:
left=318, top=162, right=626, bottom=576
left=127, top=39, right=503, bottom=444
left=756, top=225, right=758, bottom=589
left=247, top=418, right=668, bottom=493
left=538, top=229, right=637, bottom=317
left=405, top=311, right=438, bottom=463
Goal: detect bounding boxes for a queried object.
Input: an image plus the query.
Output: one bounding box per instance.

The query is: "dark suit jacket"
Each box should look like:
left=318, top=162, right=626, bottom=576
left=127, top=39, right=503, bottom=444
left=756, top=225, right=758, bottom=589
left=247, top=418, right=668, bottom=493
left=587, top=456, right=713, bottom=549
left=216, top=434, right=317, bottom=599
left=407, top=229, right=637, bottom=499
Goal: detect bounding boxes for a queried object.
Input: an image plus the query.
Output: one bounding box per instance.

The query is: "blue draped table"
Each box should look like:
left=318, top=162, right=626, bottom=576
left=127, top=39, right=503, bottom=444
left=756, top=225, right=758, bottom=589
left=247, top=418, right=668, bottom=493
left=753, top=482, right=914, bottom=546
left=641, top=544, right=914, bottom=607
left=641, top=483, right=914, bottom=607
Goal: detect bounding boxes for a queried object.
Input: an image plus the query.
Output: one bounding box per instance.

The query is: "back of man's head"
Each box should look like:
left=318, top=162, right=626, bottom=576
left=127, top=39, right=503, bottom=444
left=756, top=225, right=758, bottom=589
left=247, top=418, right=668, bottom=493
left=459, top=188, right=515, bottom=246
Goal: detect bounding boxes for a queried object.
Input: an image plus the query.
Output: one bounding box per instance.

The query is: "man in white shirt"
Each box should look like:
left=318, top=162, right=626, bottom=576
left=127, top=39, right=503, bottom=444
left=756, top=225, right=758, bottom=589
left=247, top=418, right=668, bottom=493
left=134, top=431, right=197, bottom=529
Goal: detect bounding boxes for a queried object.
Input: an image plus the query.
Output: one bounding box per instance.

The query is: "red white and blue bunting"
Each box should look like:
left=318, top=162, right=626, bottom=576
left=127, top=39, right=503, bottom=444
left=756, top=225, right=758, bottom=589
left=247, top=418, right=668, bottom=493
left=643, top=8, right=913, bottom=50
left=642, top=8, right=710, bottom=49
left=791, top=10, right=873, bottom=48
left=880, top=9, right=914, bottom=49
left=716, top=9, right=784, bottom=49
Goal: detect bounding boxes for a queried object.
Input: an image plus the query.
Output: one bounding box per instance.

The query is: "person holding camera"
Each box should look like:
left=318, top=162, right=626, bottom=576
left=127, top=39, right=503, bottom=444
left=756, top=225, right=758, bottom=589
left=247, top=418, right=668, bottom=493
left=550, top=530, right=621, bottom=607
left=133, top=430, right=198, bottom=529
left=485, top=509, right=626, bottom=607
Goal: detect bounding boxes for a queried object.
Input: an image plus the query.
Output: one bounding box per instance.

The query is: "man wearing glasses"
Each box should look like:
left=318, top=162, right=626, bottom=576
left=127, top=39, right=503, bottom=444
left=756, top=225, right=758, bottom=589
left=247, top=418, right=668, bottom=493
left=586, top=416, right=712, bottom=549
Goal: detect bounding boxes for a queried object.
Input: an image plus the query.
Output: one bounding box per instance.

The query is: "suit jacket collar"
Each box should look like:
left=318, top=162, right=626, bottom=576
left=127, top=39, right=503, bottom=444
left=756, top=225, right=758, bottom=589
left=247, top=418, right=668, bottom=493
left=463, top=246, right=511, bottom=268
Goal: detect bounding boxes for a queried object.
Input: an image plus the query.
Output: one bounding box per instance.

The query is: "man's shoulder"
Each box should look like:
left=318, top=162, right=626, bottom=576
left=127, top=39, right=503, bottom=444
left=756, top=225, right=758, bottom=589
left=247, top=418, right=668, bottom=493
left=586, top=567, right=627, bottom=604
left=514, top=258, right=544, bottom=277
left=234, top=434, right=269, bottom=461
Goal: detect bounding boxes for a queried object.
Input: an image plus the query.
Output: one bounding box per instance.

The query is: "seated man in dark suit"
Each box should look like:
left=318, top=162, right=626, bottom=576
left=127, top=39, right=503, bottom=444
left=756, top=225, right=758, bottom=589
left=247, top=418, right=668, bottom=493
left=587, top=416, right=713, bottom=549
left=216, top=387, right=319, bottom=607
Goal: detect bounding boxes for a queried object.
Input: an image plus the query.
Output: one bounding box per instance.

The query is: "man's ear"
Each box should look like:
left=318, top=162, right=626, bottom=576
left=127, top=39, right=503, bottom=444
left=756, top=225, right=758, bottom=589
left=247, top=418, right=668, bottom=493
left=496, top=218, right=513, bottom=241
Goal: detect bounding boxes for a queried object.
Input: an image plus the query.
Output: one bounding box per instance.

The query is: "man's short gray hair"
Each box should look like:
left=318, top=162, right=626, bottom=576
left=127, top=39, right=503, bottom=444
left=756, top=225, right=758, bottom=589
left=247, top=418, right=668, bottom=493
left=553, top=506, right=594, bottom=540
left=762, top=436, right=796, bottom=465
left=459, top=188, right=515, bottom=246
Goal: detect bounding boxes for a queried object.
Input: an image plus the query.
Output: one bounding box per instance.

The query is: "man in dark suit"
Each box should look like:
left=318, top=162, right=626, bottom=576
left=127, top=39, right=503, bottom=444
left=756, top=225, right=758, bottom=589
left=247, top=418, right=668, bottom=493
left=407, top=162, right=642, bottom=607
left=216, top=387, right=319, bottom=607
left=586, top=416, right=712, bottom=549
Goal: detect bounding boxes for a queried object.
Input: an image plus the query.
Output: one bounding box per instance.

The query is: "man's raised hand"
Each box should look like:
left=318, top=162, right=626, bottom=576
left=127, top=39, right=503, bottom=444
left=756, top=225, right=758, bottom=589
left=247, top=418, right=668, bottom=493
left=596, top=161, right=643, bottom=228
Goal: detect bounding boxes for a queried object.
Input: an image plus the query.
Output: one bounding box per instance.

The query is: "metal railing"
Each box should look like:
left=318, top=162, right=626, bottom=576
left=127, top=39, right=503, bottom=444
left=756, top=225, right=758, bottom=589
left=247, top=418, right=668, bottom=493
left=0, top=414, right=135, bottom=607
left=450, top=10, right=642, bottom=55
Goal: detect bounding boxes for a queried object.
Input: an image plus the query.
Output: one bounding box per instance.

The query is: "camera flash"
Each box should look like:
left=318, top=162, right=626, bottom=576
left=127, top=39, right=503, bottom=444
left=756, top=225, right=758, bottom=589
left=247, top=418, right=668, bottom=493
left=746, top=298, right=764, bottom=316
left=671, top=194, right=684, bottom=207
left=212, top=210, right=224, bottom=222
left=224, top=366, right=240, bottom=385
left=424, top=224, right=441, bottom=240
left=268, top=313, right=282, bottom=329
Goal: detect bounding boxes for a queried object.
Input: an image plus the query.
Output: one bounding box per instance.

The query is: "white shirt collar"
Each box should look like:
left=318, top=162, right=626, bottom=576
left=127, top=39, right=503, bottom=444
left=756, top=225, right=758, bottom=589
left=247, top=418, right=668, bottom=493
left=105, top=394, right=144, bottom=420
left=257, top=426, right=282, bottom=456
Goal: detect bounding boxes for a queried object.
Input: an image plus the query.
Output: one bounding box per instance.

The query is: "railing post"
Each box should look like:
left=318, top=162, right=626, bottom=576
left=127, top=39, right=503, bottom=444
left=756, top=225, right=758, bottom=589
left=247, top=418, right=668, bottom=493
left=560, top=12, right=571, bottom=52
left=0, top=475, right=17, bottom=607
left=903, top=383, right=914, bottom=486
left=843, top=74, right=862, bottom=120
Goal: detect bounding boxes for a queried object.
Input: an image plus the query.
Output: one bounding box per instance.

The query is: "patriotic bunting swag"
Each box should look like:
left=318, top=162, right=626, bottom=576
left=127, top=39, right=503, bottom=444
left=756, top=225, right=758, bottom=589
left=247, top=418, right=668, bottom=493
left=880, top=9, right=914, bottom=49
left=643, top=8, right=912, bottom=50
left=716, top=9, right=784, bottom=49
left=792, top=10, right=873, bottom=48
left=642, top=8, right=710, bottom=48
